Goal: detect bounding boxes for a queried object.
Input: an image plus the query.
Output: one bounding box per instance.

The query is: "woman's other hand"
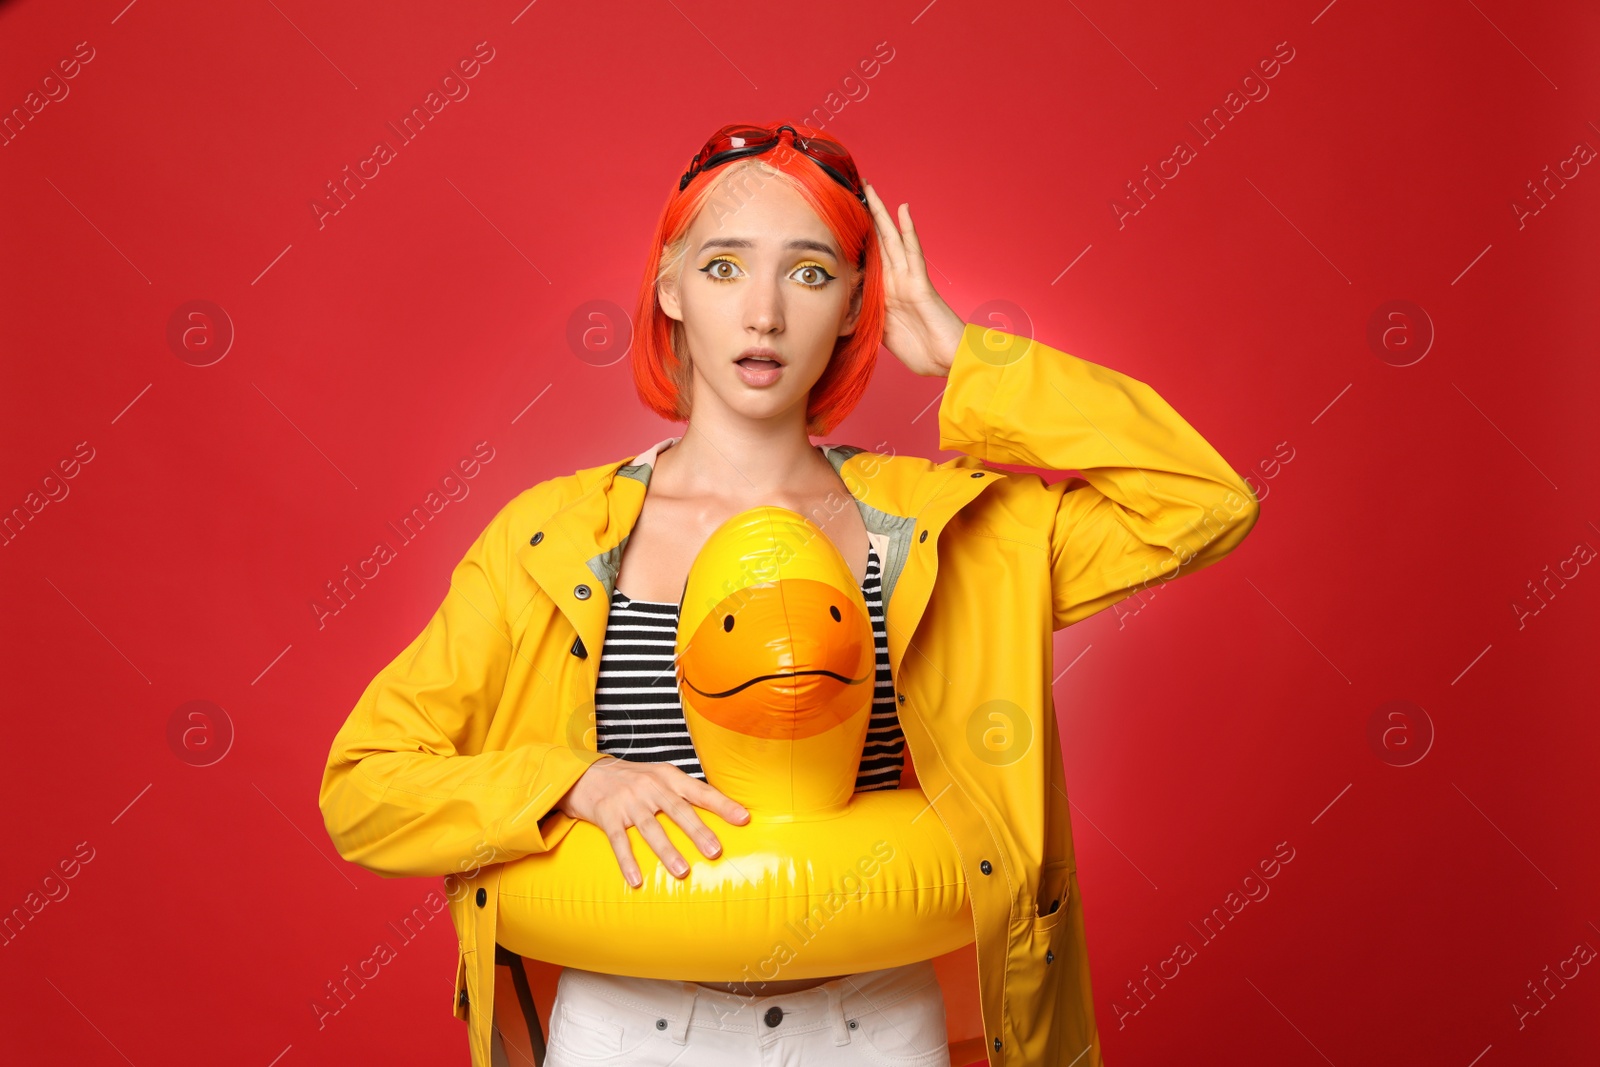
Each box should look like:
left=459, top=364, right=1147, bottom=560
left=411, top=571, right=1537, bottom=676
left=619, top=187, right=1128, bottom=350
left=553, top=756, right=751, bottom=888
left=863, top=182, right=965, bottom=378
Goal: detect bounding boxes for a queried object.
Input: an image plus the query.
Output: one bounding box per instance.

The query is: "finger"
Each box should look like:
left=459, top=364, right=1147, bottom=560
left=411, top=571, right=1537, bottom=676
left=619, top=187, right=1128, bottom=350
left=862, top=182, right=891, bottom=245
left=863, top=182, right=893, bottom=240
left=632, top=807, right=691, bottom=878
left=864, top=184, right=907, bottom=276
left=899, top=202, right=928, bottom=274
left=604, top=823, right=643, bottom=888
left=868, top=184, right=907, bottom=275
left=686, top=776, right=751, bottom=827
left=658, top=791, right=724, bottom=859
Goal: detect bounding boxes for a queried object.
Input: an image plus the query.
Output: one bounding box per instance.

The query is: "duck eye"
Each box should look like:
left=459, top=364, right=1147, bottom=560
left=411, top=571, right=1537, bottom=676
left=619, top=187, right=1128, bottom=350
left=723, top=614, right=734, bottom=632
left=829, top=605, right=841, bottom=621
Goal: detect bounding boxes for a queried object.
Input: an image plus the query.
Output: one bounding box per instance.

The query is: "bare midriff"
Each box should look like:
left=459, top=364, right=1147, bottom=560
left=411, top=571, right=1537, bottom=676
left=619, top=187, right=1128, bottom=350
left=694, top=974, right=851, bottom=996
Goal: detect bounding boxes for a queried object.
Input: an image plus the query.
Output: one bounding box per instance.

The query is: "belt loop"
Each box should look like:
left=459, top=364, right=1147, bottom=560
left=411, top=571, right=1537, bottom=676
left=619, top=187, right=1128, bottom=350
left=670, top=982, right=697, bottom=1044
left=826, top=983, right=851, bottom=1046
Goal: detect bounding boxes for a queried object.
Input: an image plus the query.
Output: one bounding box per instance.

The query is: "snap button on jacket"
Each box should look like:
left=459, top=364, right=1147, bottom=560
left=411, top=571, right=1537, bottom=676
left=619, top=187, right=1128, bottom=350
left=318, top=324, right=1260, bottom=1066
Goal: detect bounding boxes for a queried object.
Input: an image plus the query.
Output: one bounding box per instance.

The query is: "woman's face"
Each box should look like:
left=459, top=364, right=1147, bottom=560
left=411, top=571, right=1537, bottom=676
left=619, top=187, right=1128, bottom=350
left=658, top=166, right=863, bottom=428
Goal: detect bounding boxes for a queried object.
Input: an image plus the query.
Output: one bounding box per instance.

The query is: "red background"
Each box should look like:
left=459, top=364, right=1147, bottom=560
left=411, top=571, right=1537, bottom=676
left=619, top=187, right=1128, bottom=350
left=2, top=1, right=1596, bottom=1064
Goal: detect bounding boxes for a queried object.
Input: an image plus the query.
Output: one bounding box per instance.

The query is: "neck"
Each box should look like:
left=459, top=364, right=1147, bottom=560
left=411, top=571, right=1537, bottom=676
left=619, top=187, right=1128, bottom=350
left=658, top=409, right=828, bottom=499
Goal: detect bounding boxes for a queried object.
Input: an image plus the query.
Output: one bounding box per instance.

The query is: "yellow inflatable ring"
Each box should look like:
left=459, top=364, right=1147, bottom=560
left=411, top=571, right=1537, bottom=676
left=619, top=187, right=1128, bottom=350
left=496, top=506, right=974, bottom=982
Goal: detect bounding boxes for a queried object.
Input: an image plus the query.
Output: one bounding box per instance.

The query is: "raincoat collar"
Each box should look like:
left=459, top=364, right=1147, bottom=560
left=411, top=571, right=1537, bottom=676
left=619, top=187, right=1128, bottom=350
left=515, top=434, right=1006, bottom=683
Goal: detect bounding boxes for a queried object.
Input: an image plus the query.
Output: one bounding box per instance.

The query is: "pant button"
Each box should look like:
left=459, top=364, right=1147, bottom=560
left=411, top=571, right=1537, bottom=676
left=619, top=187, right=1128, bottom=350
left=764, top=1005, right=784, bottom=1027
left=655, top=1018, right=667, bottom=1030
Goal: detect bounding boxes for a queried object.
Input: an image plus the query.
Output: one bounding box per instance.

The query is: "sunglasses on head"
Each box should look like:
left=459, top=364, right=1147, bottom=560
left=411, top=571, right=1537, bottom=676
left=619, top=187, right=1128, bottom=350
left=678, top=123, right=868, bottom=210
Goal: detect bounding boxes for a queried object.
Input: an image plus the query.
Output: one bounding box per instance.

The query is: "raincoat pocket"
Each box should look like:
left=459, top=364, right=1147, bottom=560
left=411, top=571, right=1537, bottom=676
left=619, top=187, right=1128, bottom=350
left=453, top=948, right=473, bottom=1022
left=1033, top=860, right=1073, bottom=932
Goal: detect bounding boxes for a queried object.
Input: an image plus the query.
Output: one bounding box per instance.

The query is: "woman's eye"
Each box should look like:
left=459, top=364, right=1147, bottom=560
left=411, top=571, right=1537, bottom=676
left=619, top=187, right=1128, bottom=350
left=697, top=258, right=835, bottom=288
left=700, top=258, right=741, bottom=282
left=794, top=263, right=835, bottom=288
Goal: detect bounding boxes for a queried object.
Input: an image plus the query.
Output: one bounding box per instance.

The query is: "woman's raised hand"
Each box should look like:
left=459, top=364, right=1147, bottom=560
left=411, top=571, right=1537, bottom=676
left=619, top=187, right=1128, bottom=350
left=554, top=755, right=751, bottom=888
left=863, top=182, right=966, bottom=378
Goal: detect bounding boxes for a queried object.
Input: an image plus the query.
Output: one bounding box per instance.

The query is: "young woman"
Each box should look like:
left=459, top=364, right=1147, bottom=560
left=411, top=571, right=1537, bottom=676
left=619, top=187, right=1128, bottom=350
left=320, top=120, right=1261, bottom=1067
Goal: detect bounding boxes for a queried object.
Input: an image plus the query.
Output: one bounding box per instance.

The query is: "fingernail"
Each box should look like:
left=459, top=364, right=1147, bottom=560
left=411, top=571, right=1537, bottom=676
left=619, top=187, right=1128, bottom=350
left=672, top=862, right=687, bottom=876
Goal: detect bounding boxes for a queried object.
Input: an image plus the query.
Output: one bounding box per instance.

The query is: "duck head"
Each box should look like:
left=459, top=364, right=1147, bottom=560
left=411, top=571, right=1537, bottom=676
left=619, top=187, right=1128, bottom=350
left=676, top=507, right=876, bottom=821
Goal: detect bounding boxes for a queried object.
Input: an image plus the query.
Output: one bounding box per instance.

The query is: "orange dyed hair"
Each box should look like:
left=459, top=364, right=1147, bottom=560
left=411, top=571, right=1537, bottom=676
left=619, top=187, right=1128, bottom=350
left=630, top=120, right=885, bottom=437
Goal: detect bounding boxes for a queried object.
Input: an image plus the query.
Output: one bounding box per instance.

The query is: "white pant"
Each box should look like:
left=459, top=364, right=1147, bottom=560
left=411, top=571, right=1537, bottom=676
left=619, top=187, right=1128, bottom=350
left=542, top=958, right=952, bottom=1066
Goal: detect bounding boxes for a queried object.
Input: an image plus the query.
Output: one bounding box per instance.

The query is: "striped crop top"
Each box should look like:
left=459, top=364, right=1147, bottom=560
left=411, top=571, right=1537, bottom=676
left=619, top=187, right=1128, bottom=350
left=594, top=542, right=905, bottom=791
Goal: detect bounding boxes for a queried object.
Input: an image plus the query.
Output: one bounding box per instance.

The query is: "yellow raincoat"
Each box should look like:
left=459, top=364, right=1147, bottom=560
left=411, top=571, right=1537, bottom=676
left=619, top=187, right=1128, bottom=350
left=319, top=323, right=1260, bottom=1066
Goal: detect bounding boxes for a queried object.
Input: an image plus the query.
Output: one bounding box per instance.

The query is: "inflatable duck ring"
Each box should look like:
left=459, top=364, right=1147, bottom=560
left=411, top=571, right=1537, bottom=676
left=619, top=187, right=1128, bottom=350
left=495, top=506, right=975, bottom=981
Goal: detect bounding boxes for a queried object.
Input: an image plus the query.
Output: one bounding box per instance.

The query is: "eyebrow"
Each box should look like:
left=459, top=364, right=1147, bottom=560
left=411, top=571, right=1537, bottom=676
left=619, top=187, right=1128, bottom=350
left=697, top=237, right=840, bottom=260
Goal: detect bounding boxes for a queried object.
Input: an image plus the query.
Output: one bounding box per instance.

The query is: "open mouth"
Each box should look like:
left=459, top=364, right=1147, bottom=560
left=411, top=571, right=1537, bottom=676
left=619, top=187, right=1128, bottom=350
left=737, top=357, right=782, bottom=369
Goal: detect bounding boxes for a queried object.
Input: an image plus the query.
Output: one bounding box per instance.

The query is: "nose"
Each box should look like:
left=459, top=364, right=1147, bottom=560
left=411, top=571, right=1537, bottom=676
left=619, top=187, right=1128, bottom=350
left=743, top=271, right=784, bottom=337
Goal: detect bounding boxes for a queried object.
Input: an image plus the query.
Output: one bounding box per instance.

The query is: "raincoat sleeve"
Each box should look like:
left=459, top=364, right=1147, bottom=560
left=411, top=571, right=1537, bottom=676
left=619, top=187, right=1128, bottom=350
left=318, top=495, right=610, bottom=879
left=938, top=322, right=1260, bottom=629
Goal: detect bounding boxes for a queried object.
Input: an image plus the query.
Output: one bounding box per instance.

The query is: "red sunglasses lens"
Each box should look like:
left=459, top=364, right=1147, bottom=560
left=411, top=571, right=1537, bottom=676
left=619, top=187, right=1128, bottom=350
left=696, top=124, right=780, bottom=165
left=687, top=124, right=862, bottom=196
left=801, top=137, right=859, bottom=182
